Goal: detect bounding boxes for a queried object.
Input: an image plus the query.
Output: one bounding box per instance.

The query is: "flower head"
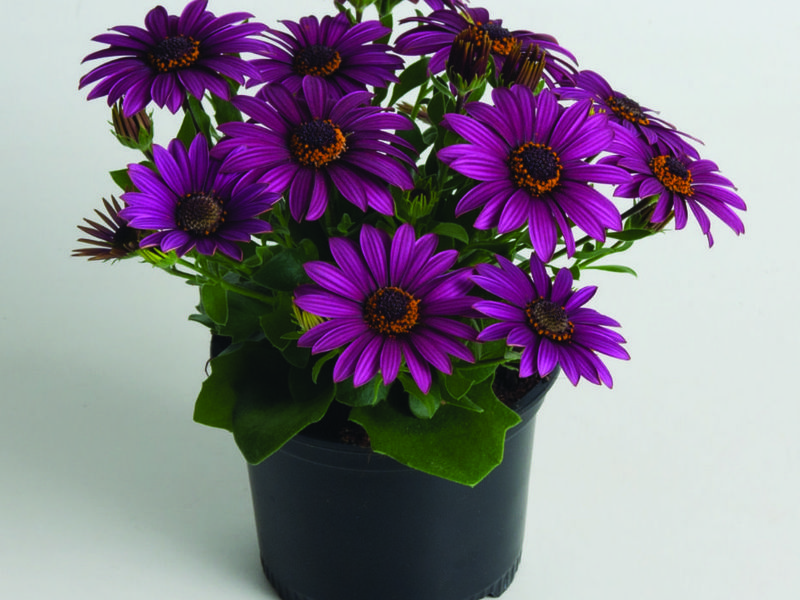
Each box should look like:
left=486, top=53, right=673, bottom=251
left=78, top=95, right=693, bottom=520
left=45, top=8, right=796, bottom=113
left=215, top=78, right=415, bottom=222
left=603, top=136, right=746, bottom=245
left=407, top=0, right=471, bottom=10
left=556, top=70, right=701, bottom=158
left=119, top=134, right=279, bottom=260
left=73, top=196, right=141, bottom=261
left=394, top=7, right=576, bottom=87
left=473, top=254, right=629, bottom=387
left=79, top=0, right=268, bottom=117
left=295, top=224, right=478, bottom=393
left=251, top=13, right=403, bottom=98
left=438, top=85, right=630, bottom=261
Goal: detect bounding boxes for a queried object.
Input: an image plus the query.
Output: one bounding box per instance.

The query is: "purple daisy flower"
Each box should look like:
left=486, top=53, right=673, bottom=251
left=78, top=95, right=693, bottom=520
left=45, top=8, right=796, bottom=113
left=438, top=85, right=630, bottom=261
left=394, top=7, right=576, bottom=87
left=251, top=13, right=403, bottom=98
left=602, top=136, right=746, bottom=246
left=79, top=0, right=268, bottom=117
left=295, top=224, right=477, bottom=393
left=408, top=0, right=471, bottom=10
left=119, top=134, right=279, bottom=260
left=556, top=70, right=701, bottom=158
left=473, top=254, right=629, bottom=387
left=215, top=77, right=415, bottom=222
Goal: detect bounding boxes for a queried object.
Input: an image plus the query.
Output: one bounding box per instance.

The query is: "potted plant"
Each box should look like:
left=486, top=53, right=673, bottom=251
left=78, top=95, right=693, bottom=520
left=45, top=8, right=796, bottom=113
left=74, top=0, right=746, bottom=598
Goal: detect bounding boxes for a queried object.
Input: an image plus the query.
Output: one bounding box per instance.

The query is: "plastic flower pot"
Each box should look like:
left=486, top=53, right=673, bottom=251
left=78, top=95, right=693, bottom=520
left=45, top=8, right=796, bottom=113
left=246, top=370, right=559, bottom=600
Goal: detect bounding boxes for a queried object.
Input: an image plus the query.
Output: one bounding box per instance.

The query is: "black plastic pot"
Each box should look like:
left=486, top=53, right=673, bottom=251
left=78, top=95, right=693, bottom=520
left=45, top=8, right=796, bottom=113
left=247, top=371, right=559, bottom=600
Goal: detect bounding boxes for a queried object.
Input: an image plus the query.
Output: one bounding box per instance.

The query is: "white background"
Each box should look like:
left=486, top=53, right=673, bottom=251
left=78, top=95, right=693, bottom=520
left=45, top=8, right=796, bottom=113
left=1, top=0, right=797, bottom=598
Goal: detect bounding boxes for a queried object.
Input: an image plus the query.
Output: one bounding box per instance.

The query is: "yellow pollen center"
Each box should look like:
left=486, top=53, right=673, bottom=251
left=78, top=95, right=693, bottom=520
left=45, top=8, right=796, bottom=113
left=525, top=298, right=574, bottom=342
left=650, top=154, right=694, bottom=196
left=364, top=286, right=420, bottom=337
left=606, top=95, right=650, bottom=126
left=148, top=35, right=201, bottom=73
left=509, top=142, right=563, bottom=197
left=290, top=119, right=347, bottom=169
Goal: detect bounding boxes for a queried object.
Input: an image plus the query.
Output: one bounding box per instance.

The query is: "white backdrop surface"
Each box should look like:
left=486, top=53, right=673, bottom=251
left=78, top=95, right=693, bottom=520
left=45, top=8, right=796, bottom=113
left=1, top=1, right=797, bottom=599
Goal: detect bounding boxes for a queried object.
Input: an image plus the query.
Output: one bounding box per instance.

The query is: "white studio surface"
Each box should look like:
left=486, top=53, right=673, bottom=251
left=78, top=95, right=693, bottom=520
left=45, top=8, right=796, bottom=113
left=1, top=1, right=797, bottom=599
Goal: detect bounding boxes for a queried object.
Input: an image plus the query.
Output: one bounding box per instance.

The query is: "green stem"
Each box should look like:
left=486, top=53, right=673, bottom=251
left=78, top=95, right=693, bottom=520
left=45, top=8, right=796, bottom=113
left=175, top=257, right=274, bottom=305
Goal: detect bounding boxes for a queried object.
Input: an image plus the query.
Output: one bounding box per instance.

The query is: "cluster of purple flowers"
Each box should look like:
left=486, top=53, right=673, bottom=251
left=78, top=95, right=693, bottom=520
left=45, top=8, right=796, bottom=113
left=77, top=0, right=746, bottom=394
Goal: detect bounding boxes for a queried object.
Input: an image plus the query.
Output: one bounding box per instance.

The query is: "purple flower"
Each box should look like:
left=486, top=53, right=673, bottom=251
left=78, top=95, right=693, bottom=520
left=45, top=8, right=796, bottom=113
left=394, top=7, right=576, bottom=87
left=73, top=196, right=141, bottom=261
left=79, top=0, right=268, bottom=117
left=438, top=85, right=630, bottom=261
left=408, top=0, right=470, bottom=10
left=602, top=136, right=746, bottom=246
left=473, top=254, right=629, bottom=387
left=295, top=224, right=477, bottom=393
left=251, top=13, right=403, bottom=98
left=556, top=70, right=701, bottom=158
left=119, top=134, right=279, bottom=260
left=215, top=78, right=415, bottom=222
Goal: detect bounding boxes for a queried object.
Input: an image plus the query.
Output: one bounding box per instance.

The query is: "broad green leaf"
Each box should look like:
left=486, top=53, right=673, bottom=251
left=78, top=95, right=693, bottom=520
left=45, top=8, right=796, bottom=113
left=252, top=239, right=318, bottom=291
left=350, top=382, right=522, bottom=486
left=431, top=222, right=469, bottom=245
left=399, top=374, right=442, bottom=419
left=200, top=283, right=228, bottom=325
left=336, top=376, right=390, bottom=408
left=259, top=295, right=309, bottom=368
left=195, top=341, right=335, bottom=463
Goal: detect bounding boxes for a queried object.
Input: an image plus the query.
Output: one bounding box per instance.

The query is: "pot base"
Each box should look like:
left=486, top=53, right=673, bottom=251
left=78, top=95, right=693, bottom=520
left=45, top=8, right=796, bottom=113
left=260, top=554, right=521, bottom=600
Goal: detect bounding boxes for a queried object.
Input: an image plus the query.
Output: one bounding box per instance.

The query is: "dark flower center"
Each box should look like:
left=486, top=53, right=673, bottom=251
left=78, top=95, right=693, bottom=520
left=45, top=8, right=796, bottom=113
left=606, top=95, right=650, bottom=125
left=176, top=192, right=225, bottom=236
left=290, top=119, right=347, bottom=168
left=113, top=225, right=141, bottom=252
left=649, top=154, right=694, bottom=196
left=293, top=44, right=342, bottom=77
left=148, top=35, right=201, bottom=73
left=469, top=21, right=516, bottom=56
left=364, top=286, right=421, bottom=337
left=525, top=298, right=574, bottom=342
left=509, top=142, right=563, bottom=196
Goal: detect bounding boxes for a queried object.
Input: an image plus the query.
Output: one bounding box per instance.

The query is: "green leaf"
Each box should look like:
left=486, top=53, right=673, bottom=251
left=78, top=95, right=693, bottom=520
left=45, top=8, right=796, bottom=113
left=606, top=229, right=653, bottom=241
left=389, top=57, right=430, bottom=106
left=431, top=222, right=469, bottom=245
left=259, top=296, right=309, bottom=368
left=350, top=382, right=522, bottom=486
left=234, top=361, right=335, bottom=464
left=335, top=376, right=390, bottom=408
left=582, top=264, right=638, bottom=276
left=109, top=168, right=133, bottom=192
left=399, top=374, right=442, bottom=419
left=252, top=239, right=318, bottom=291
left=209, top=92, right=242, bottom=125
left=200, top=283, right=229, bottom=325
left=195, top=341, right=335, bottom=463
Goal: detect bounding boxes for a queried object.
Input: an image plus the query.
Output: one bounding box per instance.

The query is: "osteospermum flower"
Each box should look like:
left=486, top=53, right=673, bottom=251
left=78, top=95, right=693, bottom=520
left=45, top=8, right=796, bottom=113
left=438, top=85, right=630, bottom=261
left=408, top=0, right=470, bottom=10
left=603, top=136, right=746, bottom=246
left=394, top=7, right=576, bottom=87
left=473, top=254, right=629, bottom=387
left=79, top=0, right=268, bottom=117
left=73, top=196, right=141, bottom=261
left=295, top=224, right=477, bottom=393
left=119, top=134, right=279, bottom=260
left=215, top=77, right=415, bottom=221
left=251, top=13, right=403, bottom=97
left=556, top=70, right=701, bottom=158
